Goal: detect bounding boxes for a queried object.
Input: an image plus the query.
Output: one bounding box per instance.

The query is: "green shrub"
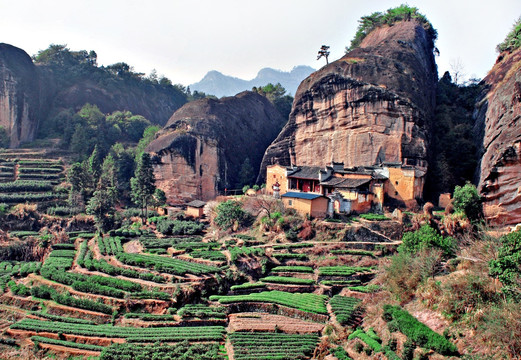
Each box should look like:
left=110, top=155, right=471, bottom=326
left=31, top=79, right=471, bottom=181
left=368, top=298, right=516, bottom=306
left=156, top=218, right=205, bottom=235
left=399, top=225, right=456, bottom=257
left=489, top=229, right=521, bottom=299
left=497, top=17, right=521, bottom=52
left=382, top=305, right=458, bottom=355
left=453, top=182, right=482, bottom=221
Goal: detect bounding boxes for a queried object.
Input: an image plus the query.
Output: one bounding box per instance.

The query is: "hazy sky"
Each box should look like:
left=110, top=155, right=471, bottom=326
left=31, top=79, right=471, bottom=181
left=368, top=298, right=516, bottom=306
left=1, top=0, right=520, bottom=86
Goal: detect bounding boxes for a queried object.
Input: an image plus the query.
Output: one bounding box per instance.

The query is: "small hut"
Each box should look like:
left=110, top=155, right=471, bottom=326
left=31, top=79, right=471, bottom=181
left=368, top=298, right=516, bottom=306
left=185, top=200, right=206, bottom=218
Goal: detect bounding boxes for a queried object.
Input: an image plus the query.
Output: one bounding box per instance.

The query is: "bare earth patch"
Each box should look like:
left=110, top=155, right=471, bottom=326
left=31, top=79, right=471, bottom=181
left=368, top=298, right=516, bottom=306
left=228, top=312, right=324, bottom=334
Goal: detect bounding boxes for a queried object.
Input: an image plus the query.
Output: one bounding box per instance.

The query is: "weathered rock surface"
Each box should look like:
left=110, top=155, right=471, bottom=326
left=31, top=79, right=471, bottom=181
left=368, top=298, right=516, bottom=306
left=0, top=44, right=40, bottom=147
left=146, top=91, right=286, bottom=204
left=474, top=48, right=521, bottom=226
left=258, top=20, right=437, bottom=182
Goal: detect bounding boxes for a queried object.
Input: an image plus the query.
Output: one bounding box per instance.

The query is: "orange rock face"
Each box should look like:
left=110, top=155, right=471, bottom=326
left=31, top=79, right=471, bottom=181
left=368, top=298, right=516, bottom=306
left=474, top=48, right=521, bottom=226
left=259, top=20, right=437, bottom=181
left=147, top=91, right=286, bottom=204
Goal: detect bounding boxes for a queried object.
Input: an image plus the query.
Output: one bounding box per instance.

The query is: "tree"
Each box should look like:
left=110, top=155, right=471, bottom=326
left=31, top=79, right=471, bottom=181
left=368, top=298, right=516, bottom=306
left=86, top=186, right=116, bottom=234
left=130, top=152, right=156, bottom=220
left=239, top=157, right=254, bottom=187
left=453, top=182, right=482, bottom=221
left=0, top=126, right=9, bottom=148
left=214, top=200, right=248, bottom=231
left=317, top=45, right=330, bottom=65
left=399, top=225, right=456, bottom=257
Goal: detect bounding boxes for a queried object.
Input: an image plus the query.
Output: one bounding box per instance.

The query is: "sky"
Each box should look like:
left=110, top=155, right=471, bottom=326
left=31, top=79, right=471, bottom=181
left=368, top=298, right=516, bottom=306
left=1, top=0, right=520, bottom=86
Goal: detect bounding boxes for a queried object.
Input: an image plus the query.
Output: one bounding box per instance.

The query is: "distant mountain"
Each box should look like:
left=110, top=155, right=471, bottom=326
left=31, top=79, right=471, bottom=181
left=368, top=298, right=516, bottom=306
left=190, top=65, right=315, bottom=97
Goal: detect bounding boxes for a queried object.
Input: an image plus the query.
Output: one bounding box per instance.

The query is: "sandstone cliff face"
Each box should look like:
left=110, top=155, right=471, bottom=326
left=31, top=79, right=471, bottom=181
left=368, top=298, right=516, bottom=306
left=0, top=44, right=40, bottom=147
left=146, top=92, right=286, bottom=204
left=259, top=20, right=437, bottom=182
left=474, top=49, right=521, bottom=226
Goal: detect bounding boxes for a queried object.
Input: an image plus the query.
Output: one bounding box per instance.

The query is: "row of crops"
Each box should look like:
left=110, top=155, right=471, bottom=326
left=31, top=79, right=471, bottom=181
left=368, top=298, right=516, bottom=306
left=116, top=252, right=221, bottom=275
left=12, top=319, right=226, bottom=342
left=229, top=332, right=319, bottom=360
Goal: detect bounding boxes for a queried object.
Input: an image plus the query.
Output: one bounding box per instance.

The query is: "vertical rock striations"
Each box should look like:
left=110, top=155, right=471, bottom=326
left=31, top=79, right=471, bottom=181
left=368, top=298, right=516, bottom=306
left=474, top=48, right=521, bottom=226
left=258, top=20, right=437, bottom=182
left=146, top=92, right=286, bottom=204
left=0, top=44, right=40, bottom=147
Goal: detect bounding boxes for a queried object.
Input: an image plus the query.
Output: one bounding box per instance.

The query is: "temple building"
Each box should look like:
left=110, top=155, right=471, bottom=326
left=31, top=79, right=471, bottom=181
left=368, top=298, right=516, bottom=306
left=266, top=162, right=426, bottom=218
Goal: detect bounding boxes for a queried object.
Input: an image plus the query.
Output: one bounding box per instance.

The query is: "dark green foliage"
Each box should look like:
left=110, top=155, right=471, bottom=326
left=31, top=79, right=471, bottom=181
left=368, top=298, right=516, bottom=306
left=330, top=295, right=361, bottom=325
left=230, top=282, right=266, bottom=291
left=0, top=192, right=67, bottom=203
left=425, top=72, right=481, bottom=199
left=214, top=200, right=249, bottom=231
left=100, top=342, right=224, bottom=360
left=489, top=229, right=521, bottom=299
left=347, top=5, right=437, bottom=51
left=131, top=152, right=156, bottom=220
left=0, top=126, right=9, bottom=148
left=402, top=339, right=416, bottom=360
left=497, top=17, right=521, bottom=52
left=229, top=332, right=319, bottom=360
left=46, top=206, right=82, bottom=216
left=382, top=305, right=458, bottom=355
left=271, top=265, right=314, bottom=273
left=399, top=225, right=456, bottom=257
left=252, top=83, right=294, bottom=120
left=272, top=253, right=308, bottom=261
left=239, top=157, right=254, bottom=187
left=7, top=280, right=31, bottom=296
left=29, top=311, right=96, bottom=325
left=156, top=218, right=205, bottom=235
left=453, top=182, right=482, bottom=221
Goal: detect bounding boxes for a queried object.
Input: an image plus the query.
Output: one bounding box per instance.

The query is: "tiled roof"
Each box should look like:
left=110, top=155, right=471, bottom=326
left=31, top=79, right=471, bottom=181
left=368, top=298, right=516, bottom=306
left=287, top=166, right=323, bottom=180
left=186, top=200, right=207, bottom=208
left=282, top=192, right=324, bottom=200
left=320, top=177, right=371, bottom=188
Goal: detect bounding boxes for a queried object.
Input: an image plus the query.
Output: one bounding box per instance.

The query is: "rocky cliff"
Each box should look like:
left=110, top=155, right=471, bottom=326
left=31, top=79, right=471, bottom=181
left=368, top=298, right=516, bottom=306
left=474, top=48, right=521, bottom=226
left=0, top=43, right=188, bottom=148
left=258, top=20, right=437, bottom=182
left=0, top=44, right=40, bottom=147
left=146, top=91, right=286, bottom=204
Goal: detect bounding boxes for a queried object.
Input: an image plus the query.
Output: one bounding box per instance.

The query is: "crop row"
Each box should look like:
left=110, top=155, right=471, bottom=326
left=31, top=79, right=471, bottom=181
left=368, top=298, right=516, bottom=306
left=18, top=173, right=63, bottom=181
left=318, top=266, right=375, bottom=276
left=0, top=180, right=53, bottom=192
left=330, top=295, right=361, bottom=325
left=98, top=236, right=123, bottom=255
left=260, top=276, right=315, bottom=285
left=0, top=192, right=67, bottom=203
left=124, top=313, right=175, bottom=321
left=140, top=236, right=202, bottom=250
left=29, top=311, right=97, bottom=324
left=40, top=266, right=142, bottom=294
left=30, top=285, right=114, bottom=314
left=230, top=282, right=266, bottom=291
left=177, top=304, right=227, bottom=319
left=0, top=261, right=41, bottom=277
left=272, top=253, right=308, bottom=261
left=271, top=266, right=314, bottom=273
left=229, top=246, right=265, bottom=261
left=12, top=319, right=226, bottom=340
left=229, top=332, right=319, bottom=360
left=82, top=254, right=166, bottom=283
left=213, top=290, right=328, bottom=314
left=31, top=336, right=104, bottom=352
left=330, top=249, right=376, bottom=257
left=18, top=167, right=63, bottom=174
left=48, top=249, right=76, bottom=258
left=99, top=342, right=224, bottom=360
left=189, top=250, right=226, bottom=261
left=116, top=252, right=220, bottom=275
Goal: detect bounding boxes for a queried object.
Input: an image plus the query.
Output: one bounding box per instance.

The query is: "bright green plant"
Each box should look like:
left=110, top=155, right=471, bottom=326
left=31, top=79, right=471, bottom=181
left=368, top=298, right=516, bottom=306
left=453, top=182, right=482, bottom=221
left=399, top=225, right=456, bottom=257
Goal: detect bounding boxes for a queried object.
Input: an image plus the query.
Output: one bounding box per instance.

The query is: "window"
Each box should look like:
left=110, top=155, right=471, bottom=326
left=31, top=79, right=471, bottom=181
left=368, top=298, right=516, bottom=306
left=288, top=200, right=293, bottom=206
left=395, top=191, right=398, bottom=196
left=395, top=181, right=399, bottom=185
